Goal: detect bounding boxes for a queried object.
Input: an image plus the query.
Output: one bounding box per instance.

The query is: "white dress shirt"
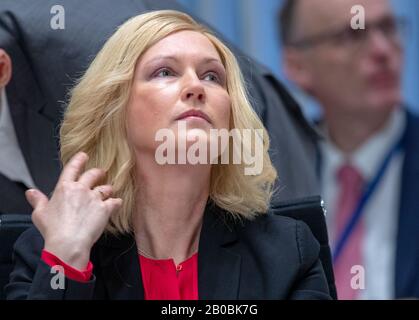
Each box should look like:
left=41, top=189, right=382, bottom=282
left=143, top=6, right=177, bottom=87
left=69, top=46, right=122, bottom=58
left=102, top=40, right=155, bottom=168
left=320, top=109, right=406, bottom=299
left=0, top=88, right=36, bottom=188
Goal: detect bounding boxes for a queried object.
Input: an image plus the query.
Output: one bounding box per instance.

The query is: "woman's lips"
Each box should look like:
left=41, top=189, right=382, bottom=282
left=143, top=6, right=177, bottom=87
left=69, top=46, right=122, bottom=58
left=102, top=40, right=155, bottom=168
left=176, top=109, right=212, bottom=123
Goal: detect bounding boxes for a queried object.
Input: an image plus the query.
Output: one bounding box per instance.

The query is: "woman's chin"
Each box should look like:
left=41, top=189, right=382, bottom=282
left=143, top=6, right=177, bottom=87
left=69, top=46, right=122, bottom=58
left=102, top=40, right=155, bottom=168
left=185, top=128, right=209, bottom=142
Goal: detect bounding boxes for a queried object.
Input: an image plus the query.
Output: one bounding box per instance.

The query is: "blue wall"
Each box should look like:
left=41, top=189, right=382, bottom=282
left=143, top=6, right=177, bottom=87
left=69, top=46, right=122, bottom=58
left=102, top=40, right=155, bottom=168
left=178, top=0, right=419, bottom=117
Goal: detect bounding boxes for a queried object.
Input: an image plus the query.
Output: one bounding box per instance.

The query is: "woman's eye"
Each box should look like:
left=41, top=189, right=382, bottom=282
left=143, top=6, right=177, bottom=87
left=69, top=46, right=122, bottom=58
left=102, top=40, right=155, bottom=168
left=154, top=68, right=173, bottom=78
left=203, top=72, right=220, bottom=83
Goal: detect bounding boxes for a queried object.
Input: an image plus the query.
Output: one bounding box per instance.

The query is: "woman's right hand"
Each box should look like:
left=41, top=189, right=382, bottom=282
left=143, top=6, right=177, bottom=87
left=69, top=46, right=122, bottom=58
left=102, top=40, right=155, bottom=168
left=25, top=152, right=123, bottom=270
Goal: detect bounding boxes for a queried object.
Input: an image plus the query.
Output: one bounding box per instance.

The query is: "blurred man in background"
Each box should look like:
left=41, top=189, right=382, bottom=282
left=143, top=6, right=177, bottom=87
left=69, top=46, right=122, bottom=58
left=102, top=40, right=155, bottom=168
left=280, top=0, right=419, bottom=299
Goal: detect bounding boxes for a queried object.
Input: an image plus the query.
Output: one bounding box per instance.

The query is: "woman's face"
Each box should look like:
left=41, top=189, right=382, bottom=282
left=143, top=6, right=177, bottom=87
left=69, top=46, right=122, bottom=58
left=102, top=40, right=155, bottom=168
left=126, top=30, right=231, bottom=160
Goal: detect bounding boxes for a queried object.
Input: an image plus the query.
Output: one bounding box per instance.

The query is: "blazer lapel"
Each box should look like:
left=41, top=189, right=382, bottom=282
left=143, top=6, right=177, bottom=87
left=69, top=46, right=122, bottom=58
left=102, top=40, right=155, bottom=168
left=98, top=233, right=144, bottom=300
left=198, top=203, right=242, bottom=300
left=395, top=111, right=419, bottom=298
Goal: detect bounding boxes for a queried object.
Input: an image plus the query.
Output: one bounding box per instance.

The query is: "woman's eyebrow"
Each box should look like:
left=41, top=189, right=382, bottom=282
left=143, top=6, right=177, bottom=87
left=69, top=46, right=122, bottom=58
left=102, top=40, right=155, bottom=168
left=143, top=55, right=179, bottom=66
left=143, top=55, right=224, bottom=67
left=202, top=58, right=225, bottom=69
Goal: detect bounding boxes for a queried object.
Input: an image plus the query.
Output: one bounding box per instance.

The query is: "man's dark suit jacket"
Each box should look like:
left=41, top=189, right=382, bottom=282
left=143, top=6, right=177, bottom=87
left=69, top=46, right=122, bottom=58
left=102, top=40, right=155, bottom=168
left=0, top=0, right=320, bottom=215
left=5, top=204, right=331, bottom=300
left=394, top=111, right=419, bottom=298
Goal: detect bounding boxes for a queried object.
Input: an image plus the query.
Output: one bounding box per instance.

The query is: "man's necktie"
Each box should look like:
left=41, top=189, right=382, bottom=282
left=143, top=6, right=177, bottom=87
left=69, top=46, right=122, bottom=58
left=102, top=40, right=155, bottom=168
left=333, top=164, right=365, bottom=300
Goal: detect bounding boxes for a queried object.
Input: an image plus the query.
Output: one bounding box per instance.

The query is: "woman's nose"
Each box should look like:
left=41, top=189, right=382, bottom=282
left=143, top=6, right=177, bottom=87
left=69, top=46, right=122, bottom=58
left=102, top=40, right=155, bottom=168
left=181, top=73, right=206, bottom=103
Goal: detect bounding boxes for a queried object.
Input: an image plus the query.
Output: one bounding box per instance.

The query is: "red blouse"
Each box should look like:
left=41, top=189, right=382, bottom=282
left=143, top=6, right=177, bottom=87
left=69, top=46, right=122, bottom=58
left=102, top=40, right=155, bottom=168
left=41, top=249, right=199, bottom=300
left=139, top=253, right=198, bottom=300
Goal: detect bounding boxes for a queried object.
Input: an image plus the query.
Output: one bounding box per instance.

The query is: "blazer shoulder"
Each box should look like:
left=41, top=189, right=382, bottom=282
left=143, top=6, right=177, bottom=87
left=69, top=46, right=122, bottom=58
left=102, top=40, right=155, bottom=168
left=237, top=213, right=320, bottom=264
left=230, top=212, right=330, bottom=299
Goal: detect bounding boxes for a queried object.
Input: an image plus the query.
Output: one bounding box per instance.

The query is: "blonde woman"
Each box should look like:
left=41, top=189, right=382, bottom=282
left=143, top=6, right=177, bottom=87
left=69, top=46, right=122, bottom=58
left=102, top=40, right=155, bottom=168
left=6, top=10, right=330, bottom=300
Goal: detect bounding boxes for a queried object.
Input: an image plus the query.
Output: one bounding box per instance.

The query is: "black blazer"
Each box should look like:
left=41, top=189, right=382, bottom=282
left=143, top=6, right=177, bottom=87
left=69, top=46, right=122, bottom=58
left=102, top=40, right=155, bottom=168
left=5, top=204, right=331, bottom=300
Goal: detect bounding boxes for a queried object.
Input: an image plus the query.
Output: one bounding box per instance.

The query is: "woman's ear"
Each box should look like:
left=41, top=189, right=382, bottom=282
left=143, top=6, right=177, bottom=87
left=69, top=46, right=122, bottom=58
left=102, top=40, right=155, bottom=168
left=0, top=49, right=12, bottom=89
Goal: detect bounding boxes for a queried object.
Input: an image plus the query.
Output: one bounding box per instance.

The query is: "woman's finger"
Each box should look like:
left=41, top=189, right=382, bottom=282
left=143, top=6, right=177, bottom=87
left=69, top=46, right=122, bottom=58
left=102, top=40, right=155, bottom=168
left=78, top=168, right=106, bottom=189
left=25, top=189, right=49, bottom=211
left=103, top=197, right=123, bottom=214
left=93, top=185, right=113, bottom=201
left=58, top=152, right=89, bottom=184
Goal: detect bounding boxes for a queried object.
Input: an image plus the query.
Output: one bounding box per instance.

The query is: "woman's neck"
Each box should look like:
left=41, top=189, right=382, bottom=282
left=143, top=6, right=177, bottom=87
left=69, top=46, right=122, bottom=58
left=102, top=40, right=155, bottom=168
left=132, top=153, right=211, bottom=265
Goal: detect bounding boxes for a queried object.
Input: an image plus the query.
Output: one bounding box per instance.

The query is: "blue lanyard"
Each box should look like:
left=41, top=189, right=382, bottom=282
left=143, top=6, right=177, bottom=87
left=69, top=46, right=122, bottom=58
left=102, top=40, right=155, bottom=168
left=332, top=131, right=406, bottom=263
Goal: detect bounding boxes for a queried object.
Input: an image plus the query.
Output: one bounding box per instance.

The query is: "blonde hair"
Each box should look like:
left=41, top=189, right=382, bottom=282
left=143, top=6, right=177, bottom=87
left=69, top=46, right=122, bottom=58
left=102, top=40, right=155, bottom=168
left=60, top=10, right=278, bottom=234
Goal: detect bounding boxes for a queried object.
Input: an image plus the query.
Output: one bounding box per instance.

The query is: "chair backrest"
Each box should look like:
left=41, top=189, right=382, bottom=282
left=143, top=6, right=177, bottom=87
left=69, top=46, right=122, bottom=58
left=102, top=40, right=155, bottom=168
left=271, top=196, right=337, bottom=300
left=0, top=214, right=33, bottom=300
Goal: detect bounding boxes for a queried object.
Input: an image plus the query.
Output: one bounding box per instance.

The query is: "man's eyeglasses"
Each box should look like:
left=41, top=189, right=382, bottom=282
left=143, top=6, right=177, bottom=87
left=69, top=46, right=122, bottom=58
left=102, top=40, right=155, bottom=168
left=288, top=16, right=407, bottom=51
